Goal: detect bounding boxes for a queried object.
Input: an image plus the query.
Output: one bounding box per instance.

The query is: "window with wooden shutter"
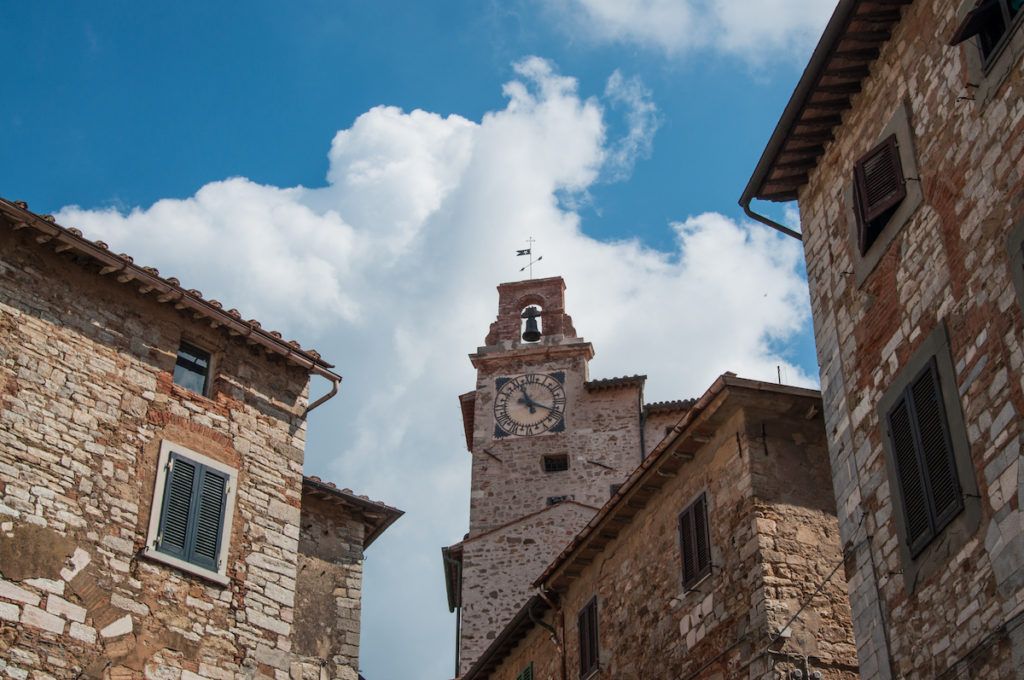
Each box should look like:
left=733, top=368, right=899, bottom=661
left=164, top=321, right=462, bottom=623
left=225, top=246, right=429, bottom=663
left=949, top=0, right=1024, bottom=65
left=578, top=597, right=599, bottom=678
left=679, top=493, right=712, bottom=589
left=146, top=441, right=236, bottom=584
left=157, top=452, right=229, bottom=570
left=853, top=134, right=907, bottom=255
left=886, top=359, right=964, bottom=558
left=517, top=663, right=534, bottom=680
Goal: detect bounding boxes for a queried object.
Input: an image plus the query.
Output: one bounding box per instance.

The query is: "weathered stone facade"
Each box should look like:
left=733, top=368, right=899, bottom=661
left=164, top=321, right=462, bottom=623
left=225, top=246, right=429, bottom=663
left=465, top=377, right=859, bottom=680
left=745, top=0, right=1024, bottom=677
left=445, top=278, right=646, bottom=675
left=0, top=202, right=400, bottom=679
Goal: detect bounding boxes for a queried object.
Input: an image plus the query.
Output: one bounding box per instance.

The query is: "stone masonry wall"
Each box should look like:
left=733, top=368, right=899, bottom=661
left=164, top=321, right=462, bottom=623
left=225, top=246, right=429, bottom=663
left=292, top=495, right=365, bottom=680
left=0, top=228, right=314, bottom=679
left=488, top=398, right=858, bottom=680
left=458, top=501, right=594, bottom=668
left=797, top=0, right=1024, bottom=676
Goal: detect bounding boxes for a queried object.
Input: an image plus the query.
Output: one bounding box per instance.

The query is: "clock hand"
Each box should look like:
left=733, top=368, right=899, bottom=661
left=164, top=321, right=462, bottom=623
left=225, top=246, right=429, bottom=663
left=518, top=387, right=538, bottom=414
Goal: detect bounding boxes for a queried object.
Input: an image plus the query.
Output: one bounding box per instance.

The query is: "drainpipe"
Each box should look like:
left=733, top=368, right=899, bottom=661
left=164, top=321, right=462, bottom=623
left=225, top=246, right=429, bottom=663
left=741, top=198, right=803, bottom=241
left=303, top=371, right=342, bottom=416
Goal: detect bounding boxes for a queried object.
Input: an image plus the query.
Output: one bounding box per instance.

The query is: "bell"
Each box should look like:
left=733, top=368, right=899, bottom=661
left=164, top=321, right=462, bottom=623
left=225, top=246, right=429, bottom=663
left=521, top=308, right=542, bottom=342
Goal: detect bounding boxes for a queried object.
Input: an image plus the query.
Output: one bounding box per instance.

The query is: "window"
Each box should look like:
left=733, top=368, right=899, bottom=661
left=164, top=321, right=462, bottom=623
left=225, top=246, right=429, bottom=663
left=679, top=494, right=711, bottom=590
left=173, top=341, right=211, bottom=395
left=547, top=495, right=573, bottom=506
left=878, top=323, right=980, bottom=592
left=853, top=134, right=907, bottom=255
left=143, top=441, right=237, bottom=585
left=609, top=483, right=622, bottom=497
left=543, top=454, right=569, bottom=473
left=578, top=597, right=599, bottom=678
left=885, top=360, right=964, bottom=557
left=950, top=0, right=1024, bottom=67
left=517, top=663, right=534, bottom=680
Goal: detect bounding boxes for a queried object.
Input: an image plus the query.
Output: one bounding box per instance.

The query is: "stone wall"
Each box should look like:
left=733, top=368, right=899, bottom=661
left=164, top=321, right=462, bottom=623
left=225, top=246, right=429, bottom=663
left=0, top=227, right=315, bottom=679
left=484, top=395, right=858, bottom=679
left=458, top=501, right=595, bottom=667
left=797, top=0, right=1024, bottom=677
left=292, top=495, right=365, bottom=680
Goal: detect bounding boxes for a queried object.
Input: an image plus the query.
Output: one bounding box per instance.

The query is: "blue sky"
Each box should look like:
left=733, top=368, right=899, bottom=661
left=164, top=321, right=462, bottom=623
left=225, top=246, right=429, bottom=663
left=2, top=2, right=835, bottom=678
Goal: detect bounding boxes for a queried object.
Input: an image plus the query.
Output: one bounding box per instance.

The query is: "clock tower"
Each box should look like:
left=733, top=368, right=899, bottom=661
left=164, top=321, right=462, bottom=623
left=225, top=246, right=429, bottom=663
left=442, top=276, right=646, bottom=675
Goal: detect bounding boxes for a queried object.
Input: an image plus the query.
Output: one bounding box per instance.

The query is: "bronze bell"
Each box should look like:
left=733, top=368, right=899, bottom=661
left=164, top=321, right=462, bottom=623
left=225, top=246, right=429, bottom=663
left=521, top=307, right=542, bottom=342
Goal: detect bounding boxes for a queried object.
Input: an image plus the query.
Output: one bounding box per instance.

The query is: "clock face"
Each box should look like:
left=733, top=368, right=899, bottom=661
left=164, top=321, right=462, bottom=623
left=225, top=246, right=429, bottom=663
left=494, top=372, right=567, bottom=438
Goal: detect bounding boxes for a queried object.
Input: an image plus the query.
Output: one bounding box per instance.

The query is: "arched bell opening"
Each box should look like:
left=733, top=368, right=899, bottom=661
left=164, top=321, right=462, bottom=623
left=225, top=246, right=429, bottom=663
left=520, top=305, right=543, bottom=343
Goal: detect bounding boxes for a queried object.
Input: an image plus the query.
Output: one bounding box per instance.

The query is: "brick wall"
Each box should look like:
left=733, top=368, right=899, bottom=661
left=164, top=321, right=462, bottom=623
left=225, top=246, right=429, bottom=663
left=797, top=0, right=1024, bottom=676
left=0, top=228, right=318, bottom=679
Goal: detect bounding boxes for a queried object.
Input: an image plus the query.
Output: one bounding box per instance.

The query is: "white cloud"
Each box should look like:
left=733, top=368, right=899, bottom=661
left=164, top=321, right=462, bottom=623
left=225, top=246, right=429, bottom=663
left=55, top=57, right=811, bottom=679
left=552, top=0, right=838, bottom=62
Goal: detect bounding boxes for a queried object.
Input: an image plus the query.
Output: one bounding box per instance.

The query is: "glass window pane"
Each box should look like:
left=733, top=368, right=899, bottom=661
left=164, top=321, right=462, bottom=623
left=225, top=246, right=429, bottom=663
left=174, top=342, right=210, bottom=394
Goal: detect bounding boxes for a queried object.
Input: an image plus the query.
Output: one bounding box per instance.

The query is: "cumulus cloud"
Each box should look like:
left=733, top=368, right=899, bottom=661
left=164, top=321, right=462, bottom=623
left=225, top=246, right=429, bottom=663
left=56, top=57, right=811, bottom=679
left=551, top=0, right=838, bottom=62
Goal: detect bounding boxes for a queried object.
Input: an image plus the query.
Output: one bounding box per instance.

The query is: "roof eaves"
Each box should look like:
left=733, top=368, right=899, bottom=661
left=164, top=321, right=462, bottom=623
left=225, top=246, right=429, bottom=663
left=301, top=476, right=404, bottom=549
left=740, top=0, right=910, bottom=206
left=0, top=198, right=340, bottom=381
left=584, top=374, right=647, bottom=391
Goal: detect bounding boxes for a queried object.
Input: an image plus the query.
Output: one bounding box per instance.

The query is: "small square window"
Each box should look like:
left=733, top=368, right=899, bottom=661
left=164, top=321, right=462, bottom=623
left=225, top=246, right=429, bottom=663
left=609, top=483, right=622, bottom=497
left=543, top=454, right=569, bottom=472
left=547, top=495, right=573, bottom=506
left=173, top=341, right=211, bottom=395
left=143, top=441, right=237, bottom=585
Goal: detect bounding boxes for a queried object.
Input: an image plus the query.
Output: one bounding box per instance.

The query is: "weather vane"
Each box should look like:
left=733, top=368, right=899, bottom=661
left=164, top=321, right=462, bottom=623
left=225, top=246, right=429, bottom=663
left=516, top=237, right=543, bottom=279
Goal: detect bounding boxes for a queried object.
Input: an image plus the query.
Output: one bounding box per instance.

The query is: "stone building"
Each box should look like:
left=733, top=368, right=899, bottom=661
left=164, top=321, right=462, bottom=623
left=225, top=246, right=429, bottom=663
left=445, top=277, right=696, bottom=674
left=460, top=374, right=859, bottom=680
left=0, top=198, right=402, bottom=679
left=741, top=0, right=1024, bottom=677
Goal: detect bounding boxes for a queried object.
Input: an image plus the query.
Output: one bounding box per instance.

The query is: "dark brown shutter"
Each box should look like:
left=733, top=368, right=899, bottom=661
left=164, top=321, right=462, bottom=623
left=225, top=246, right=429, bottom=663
left=854, top=135, right=906, bottom=224
left=693, top=495, right=711, bottom=578
left=679, top=507, right=697, bottom=586
left=888, top=399, right=933, bottom=555
left=910, top=362, right=963, bottom=530
left=949, top=0, right=1002, bottom=45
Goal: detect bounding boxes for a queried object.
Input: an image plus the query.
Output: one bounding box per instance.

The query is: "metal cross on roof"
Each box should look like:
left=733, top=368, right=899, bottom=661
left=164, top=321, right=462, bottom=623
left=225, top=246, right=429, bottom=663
left=516, top=237, right=543, bottom=279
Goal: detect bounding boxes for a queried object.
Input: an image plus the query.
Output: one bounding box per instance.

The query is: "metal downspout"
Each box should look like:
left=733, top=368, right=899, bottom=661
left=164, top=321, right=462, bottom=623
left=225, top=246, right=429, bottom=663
left=303, top=372, right=341, bottom=416
left=741, top=199, right=803, bottom=241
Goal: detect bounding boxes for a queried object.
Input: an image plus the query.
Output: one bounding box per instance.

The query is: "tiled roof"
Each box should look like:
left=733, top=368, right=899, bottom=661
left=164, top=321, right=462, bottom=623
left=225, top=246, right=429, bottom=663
left=644, top=398, right=696, bottom=414
left=584, top=374, right=646, bottom=391
left=302, top=476, right=404, bottom=549
left=0, top=197, right=339, bottom=381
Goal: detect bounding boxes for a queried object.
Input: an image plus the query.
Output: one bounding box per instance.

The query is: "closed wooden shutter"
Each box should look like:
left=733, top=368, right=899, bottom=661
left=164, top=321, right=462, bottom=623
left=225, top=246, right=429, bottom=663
left=517, top=663, right=534, bottom=680
left=190, top=466, right=228, bottom=570
left=578, top=598, right=598, bottom=677
left=158, top=455, right=197, bottom=559
left=910, top=363, right=963, bottom=529
left=680, top=494, right=712, bottom=589
left=886, top=359, right=964, bottom=558
left=157, top=452, right=230, bottom=571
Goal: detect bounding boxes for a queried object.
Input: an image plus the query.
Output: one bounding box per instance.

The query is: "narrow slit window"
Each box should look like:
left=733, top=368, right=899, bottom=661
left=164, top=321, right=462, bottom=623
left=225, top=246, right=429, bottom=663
left=174, top=341, right=211, bottom=395
left=578, top=597, right=599, bottom=678
left=547, top=495, right=573, bottom=506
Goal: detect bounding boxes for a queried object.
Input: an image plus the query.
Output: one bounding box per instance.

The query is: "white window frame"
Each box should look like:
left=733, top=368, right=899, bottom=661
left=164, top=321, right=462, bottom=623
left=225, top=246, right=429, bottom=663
left=142, top=440, right=237, bottom=586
